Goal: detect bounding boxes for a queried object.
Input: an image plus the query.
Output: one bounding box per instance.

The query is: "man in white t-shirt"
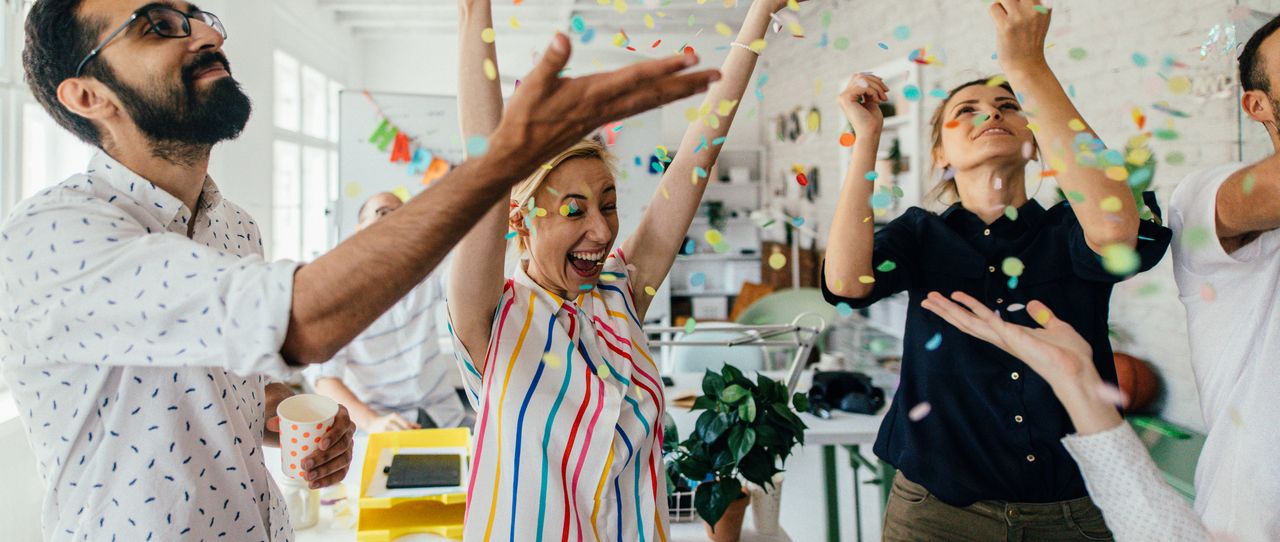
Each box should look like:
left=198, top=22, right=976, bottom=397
left=1168, top=14, right=1280, bottom=541
left=308, top=193, right=467, bottom=432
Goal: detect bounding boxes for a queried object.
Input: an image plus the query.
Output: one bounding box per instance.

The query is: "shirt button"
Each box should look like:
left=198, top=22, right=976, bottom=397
left=988, top=266, right=996, bottom=273
left=1009, top=508, right=1020, bottom=518
left=983, top=228, right=992, bottom=236
left=1011, top=372, right=1020, bottom=381
left=1026, top=454, right=1036, bottom=463
left=1015, top=415, right=1024, bottom=423
left=996, top=298, right=1004, bottom=304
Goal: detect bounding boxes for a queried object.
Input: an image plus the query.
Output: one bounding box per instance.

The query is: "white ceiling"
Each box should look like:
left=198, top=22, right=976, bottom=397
left=316, top=0, right=750, bottom=42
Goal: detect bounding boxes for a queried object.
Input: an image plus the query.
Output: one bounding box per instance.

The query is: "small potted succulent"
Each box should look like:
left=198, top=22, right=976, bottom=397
left=667, top=364, right=809, bottom=542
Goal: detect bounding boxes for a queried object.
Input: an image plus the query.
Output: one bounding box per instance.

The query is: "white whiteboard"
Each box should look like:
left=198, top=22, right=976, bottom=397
left=337, top=91, right=465, bottom=240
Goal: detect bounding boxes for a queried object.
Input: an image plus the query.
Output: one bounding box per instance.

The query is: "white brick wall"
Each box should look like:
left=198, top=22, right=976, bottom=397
left=757, top=0, right=1280, bottom=431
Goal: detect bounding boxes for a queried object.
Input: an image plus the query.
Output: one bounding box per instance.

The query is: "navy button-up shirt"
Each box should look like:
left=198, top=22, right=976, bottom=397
left=822, top=197, right=1172, bottom=506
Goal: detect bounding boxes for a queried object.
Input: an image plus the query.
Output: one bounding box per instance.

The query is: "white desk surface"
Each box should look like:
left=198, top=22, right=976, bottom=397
left=293, top=370, right=885, bottom=541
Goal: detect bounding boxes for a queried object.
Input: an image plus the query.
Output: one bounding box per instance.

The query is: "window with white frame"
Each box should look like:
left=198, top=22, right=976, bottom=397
left=272, top=50, right=341, bottom=261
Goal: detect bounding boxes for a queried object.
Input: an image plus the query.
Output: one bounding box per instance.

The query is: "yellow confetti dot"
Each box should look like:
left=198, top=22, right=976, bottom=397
left=1101, top=243, right=1141, bottom=276
left=509, top=16, right=520, bottom=29
left=985, top=75, right=1007, bottom=87
left=1167, top=76, right=1191, bottom=95
left=481, top=28, right=496, bottom=43
left=833, top=279, right=845, bottom=292
left=715, top=22, right=733, bottom=36
left=1067, top=119, right=1086, bottom=131
left=534, top=207, right=548, bottom=217
left=717, top=99, right=739, bottom=117
left=704, top=230, right=723, bottom=245
left=1126, top=148, right=1151, bottom=166
left=749, top=38, right=767, bottom=53
left=787, top=0, right=800, bottom=9
left=644, top=286, right=658, bottom=296
left=612, top=32, right=628, bottom=47
left=597, top=364, right=611, bottom=379
left=643, top=14, right=654, bottom=29
left=391, top=186, right=411, bottom=202
left=1104, top=166, right=1129, bottom=181
left=768, top=252, right=787, bottom=270
left=542, top=353, right=564, bottom=368
left=1033, top=310, right=1052, bottom=325
left=660, top=186, right=670, bottom=199
left=483, top=58, right=497, bottom=80
left=1100, top=196, right=1123, bottom=212
left=344, top=182, right=362, bottom=199
left=787, top=21, right=804, bottom=36
left=559, top=204, right=571, bottom=216
left=685, top=107, right=700, bottom=122
left=1002, top=257, right=1025, bottom=277
left=1026, top=122, right=1040, bottom=133
left=806, top=109, right=821, bottom=131
left=858, top=275, right=875, bottom=284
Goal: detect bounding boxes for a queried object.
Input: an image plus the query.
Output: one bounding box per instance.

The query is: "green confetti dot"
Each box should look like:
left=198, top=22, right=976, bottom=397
left=684, top=318, right=698, bottom=334
left=1004, top=205, right=1019, bottom=221
left=973, top=113, right=991, bottom=126
left=1182, top=226, right=1210, bottom=249
left=1001, top=257, right=1025, bottom=277
left=1066, top=191, right=1086, bottom=203
left=1068, top=47, right=1087, bottom=61
left=1166, top=151, right=1186, bottom=165
left=876, top=260, right=898, bottom=272
left=834, top=37, right=850, bottom=50
left=1244, top=174, right=1257, bottom=194
left=1101, top=244, right=1141, bottom=276
left=1153, top=128, right=1179, bottom=141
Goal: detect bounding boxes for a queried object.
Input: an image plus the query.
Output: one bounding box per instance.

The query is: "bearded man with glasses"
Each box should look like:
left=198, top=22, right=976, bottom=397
left=5, top=0, right=720, bottom=540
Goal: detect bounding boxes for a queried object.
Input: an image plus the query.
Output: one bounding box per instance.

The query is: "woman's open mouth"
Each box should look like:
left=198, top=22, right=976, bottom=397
left=567, top=250, right=605, bottom=278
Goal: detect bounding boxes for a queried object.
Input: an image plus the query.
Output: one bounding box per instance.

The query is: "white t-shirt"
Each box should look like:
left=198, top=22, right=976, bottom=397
left=1169, top=162, right=1280, bottom=541
left=304, top=276, right=466, bottom=428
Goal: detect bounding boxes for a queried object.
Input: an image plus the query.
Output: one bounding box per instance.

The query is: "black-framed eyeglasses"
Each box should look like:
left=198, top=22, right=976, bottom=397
left=75, top=4, right=227, bottom=78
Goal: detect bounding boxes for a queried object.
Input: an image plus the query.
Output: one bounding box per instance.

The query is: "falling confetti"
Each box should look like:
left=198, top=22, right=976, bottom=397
left=690, top=272, right=707, bottom=287
left=836, top=302, right=854, bottom=317
left=1033, top=309, right=1052, bottom=325
left=481, top=27, right=496, bottom=43
left=1101, top=243, right=1140, bottom=276
left=684, top=318, right=698, bottom=334
left=1100, top=195, right=1124, bottom=212
left=839, top=132, right=856, bottom=147
left=876, top=260, right=897, bottom=272
left=864, top=171, right=879, bottom=181
left=768, top=252, right=787, bottom=270
left=858, top=275, right=875, bottom=284
left=466, top=134, right=490, bottom=156
left=903, top=85, right=921, bottom=101
left=705, top=229, right=723, bottom=245
left=908, top=402, right=932, bottom=421
left=1007, top=303, right=1026, bottom=312
left=542, top=352, right=564, bottom=368
left=644, top=286, right=658, bottom=296
left=1001, top=257, right=1025, bottom=277
left=1068, top=47, right=1087, bottom=60
left=924, top=333, right=942, bottom=351
left=1200, top=283, right=1216, bottom=302
left=892, top=25, right=910, bottom=41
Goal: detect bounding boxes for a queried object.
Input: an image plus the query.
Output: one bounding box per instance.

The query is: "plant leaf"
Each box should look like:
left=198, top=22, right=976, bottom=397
left=792, top=391, right=810, bottom=413
left=720, top=384, right=749, bottom=404
left=738, top=396, right=757, bottom=422
left=702, top=413, right=731, bottom=444
left=728, top=426, right=756, bottom=462
left=738, top=447, right=782, bottom=488
left=695, top=480, right=729, bottom=529
left=702, top=370, right=725, bottom=399
left=721, top=363, right=747, bottom=386
left=691, top=395, right=717, bottom=411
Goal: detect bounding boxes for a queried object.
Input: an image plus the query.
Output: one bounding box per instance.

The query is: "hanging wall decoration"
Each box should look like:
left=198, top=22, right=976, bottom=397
left=362, top=91, right=456, bottom=186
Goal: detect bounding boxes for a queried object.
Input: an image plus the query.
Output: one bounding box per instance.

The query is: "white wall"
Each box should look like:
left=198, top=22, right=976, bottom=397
left=202, top=0, right=363, bottom=252
left=756, top=0, right=1280, bottom=431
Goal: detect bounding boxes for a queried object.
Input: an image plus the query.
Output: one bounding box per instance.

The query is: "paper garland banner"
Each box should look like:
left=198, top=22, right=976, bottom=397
left=361, top=91, right=458, bottom=183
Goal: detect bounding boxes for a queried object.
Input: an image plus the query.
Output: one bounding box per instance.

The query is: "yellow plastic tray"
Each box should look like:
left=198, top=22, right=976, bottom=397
left=357, top=428, right=471, bottom=541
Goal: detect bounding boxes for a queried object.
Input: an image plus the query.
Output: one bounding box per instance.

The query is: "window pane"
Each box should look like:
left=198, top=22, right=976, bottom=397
left=301, top=146, right=328, bottom=260
left=327, top=80, right=343, bottom=143
left=273, top=51, right=300, bottom=132
left=272, top=141, right=301, bottom=261
left=21, top=103, right=94, bottom=200
left=301, top=65, right=327, bottom=139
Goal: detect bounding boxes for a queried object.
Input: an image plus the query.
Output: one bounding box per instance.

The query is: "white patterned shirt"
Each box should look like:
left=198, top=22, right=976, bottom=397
left=305, top=275, right=466, bottom=428
left=1062, top=424, right=1210, bottom=541
left=0, top=152, right=301, bottom=541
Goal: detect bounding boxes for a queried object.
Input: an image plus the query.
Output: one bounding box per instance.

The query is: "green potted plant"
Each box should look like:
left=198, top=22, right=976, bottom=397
left=668, top=364, right=809, bottom=542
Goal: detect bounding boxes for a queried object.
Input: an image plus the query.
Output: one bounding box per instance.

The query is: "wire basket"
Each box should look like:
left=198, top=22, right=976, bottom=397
left=667, top=487, right=698, bottom=523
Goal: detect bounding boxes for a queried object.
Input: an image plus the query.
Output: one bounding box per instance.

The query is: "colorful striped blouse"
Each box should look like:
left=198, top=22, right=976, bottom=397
left=451, top=249, right=669, bottom=542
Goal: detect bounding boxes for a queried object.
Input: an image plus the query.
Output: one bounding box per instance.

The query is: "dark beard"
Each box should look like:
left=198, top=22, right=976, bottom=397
left=97, top=51, right=252, bottom=165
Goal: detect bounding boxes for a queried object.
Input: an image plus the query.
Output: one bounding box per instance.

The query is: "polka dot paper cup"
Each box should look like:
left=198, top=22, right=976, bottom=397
left=277, top=394, right=339, bottom=481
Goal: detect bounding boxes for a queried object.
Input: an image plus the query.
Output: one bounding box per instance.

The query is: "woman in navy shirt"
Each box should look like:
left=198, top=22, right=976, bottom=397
left=823, top=2, right=1171, bottom=540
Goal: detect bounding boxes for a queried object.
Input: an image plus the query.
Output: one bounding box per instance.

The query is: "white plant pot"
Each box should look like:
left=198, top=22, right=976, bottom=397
left=747, top=473, right=790, bottom=541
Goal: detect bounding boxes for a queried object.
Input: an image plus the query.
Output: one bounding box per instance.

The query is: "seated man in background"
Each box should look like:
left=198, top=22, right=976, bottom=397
left=308, top=192, right=467, bottom=432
